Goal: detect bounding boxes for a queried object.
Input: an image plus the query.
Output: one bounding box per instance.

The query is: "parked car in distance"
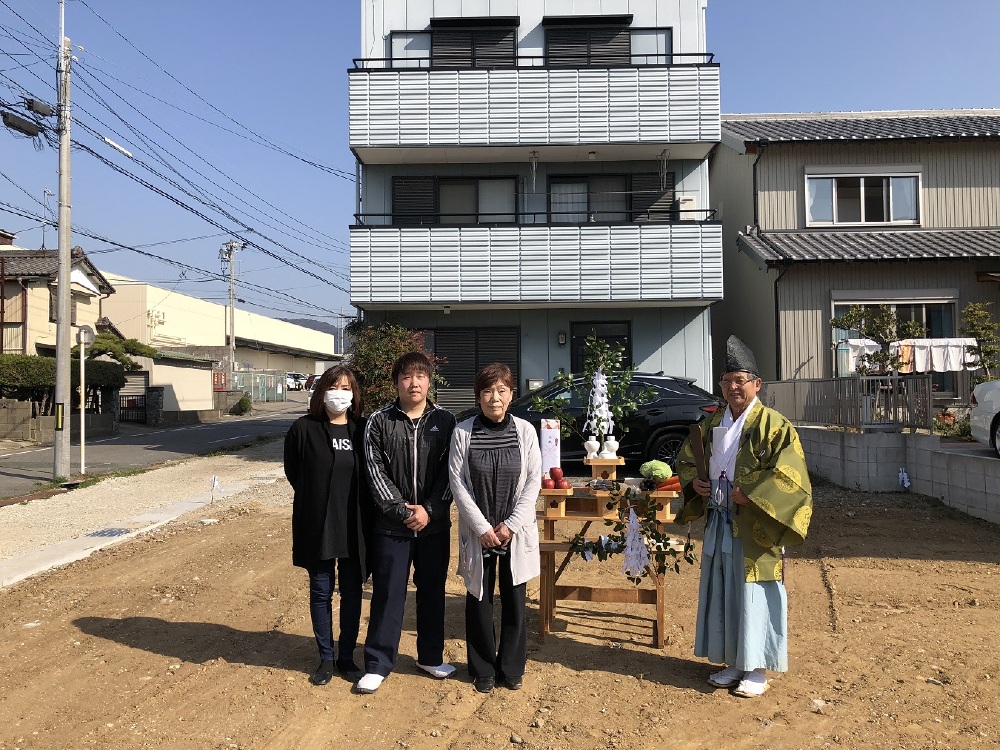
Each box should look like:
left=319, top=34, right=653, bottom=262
left=304, top=374, right=318, bottom=393
left=457, top=373, right=722, bottom=467
left=970, top=379, right=1000, bottom=457
left=286, top=372, right=306, bottom=391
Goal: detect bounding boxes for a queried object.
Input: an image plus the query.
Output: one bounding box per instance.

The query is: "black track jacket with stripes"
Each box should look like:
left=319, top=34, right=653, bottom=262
left=363, top=400, right=457, bottom=538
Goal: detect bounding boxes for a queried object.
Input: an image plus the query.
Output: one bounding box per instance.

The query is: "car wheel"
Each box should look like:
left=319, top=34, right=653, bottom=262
left=648, top=429, right=688, bottom=469
left=992, top=416, right=1000, bottom=458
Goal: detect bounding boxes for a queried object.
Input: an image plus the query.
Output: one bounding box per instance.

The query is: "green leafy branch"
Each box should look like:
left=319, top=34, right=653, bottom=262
left=566, top=482, right=697, bottom=583
left=530, top=333, right=655, bottom=440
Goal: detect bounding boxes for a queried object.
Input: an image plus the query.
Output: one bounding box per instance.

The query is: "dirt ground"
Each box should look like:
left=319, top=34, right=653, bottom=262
left=2, top=444, right=999, bottom=750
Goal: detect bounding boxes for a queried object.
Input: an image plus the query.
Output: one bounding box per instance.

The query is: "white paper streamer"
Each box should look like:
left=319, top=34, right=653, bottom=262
left=584, top=368, right=615, bottom=438
left=621, top=508, right=650, bottom=577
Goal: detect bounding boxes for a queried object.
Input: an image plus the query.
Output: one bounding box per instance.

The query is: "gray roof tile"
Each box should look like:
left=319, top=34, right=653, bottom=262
left=722, top=110, right=1000, bottom=144
left=738, top=229, right=1000, bottom=267
left=0, top=247, right=115, bottom=294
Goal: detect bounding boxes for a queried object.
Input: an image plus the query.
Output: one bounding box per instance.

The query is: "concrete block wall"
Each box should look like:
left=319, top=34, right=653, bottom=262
left=0, top=399, right=32, bottom=440
left=798, top=427, right=1000, bottom=525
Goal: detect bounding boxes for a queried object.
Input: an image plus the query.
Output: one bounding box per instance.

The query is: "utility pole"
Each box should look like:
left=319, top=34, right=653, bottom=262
left=219, top=240, right=242, bottom=372
left=53, top=0, right=73, bottom=480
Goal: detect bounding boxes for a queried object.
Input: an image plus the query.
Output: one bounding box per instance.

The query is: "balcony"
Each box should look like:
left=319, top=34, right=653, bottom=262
left=349, top=219, right=722, bottom=307
left=348, top=56, right=720, bottom=164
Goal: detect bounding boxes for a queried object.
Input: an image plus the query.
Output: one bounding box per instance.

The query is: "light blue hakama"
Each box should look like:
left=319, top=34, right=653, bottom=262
left=693, top=487, right=788, bottom=672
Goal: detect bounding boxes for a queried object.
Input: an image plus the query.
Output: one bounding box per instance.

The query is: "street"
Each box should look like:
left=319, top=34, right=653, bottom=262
left=0, top=393, right=307, bottom=501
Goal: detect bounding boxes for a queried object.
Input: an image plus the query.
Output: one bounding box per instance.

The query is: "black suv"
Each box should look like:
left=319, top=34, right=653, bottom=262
left=459, top=373, right=722, bottom=468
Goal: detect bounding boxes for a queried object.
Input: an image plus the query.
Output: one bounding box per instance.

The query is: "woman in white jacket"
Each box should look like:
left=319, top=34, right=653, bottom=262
left=449, top=362, right=542, bottom=694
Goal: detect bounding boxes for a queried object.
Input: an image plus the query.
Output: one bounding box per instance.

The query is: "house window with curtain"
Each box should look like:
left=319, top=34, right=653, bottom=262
left=438, top=178, right=516, bottom=224
left=806, top=174, right=920, bottom=226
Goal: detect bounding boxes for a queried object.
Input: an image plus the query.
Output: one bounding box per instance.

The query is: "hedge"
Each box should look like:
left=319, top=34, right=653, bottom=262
left=0, top=354, right=127, bottom=397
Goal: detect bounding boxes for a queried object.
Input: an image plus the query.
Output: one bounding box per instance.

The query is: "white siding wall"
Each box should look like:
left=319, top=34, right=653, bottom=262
left=363, top=0, right=707, bottom=59
left=351, top=223, right=722, bottom=304
left=350, top=66, right=720, bottom=148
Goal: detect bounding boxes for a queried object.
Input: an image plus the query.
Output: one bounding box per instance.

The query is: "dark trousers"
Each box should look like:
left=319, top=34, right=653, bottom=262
left=363, top=531, right=450, bottom=676
left=465, top=552, right=527, bottom=680
left=308, top=555, right=364, bottom=663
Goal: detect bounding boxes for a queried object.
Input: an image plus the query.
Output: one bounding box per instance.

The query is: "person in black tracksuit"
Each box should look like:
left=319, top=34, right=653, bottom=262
left=355, top=352, right=457, bottom=694
left=284, top=365, right=372, bottom=686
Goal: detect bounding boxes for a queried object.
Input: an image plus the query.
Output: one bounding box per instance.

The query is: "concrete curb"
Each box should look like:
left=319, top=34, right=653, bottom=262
left=0, top=468, right=285, bottom=588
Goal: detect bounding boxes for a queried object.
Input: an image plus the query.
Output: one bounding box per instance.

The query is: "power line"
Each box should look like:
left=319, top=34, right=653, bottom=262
left=74, top=0, right=355, bottom=181
left=73, top=139, right=351, bottom=289
left=0, top=196, right=343, bottom=316
left=73, top=65, right=350, bottom=255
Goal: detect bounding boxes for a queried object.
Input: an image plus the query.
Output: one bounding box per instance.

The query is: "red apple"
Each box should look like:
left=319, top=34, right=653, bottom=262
left=556, top=479, right=572, bottom=490
left=549, top=467, right=564, bottom=481
left=541, top=478, right=556, bottom=490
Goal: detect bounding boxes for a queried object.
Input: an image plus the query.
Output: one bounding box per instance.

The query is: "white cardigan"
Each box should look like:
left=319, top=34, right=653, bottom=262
left=448, top=414, right=542, bottom=600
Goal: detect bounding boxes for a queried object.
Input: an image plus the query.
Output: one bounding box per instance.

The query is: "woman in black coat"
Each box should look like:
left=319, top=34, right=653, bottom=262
left=284, top=365, right=372, bottom=686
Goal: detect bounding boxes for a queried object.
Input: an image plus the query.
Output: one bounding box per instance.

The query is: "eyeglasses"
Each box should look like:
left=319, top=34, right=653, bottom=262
left=719, top=376, right=757, bottom=387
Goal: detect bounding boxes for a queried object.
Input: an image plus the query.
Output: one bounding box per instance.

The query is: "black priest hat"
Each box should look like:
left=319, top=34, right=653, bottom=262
left=723, top=335, right=759, bottom=377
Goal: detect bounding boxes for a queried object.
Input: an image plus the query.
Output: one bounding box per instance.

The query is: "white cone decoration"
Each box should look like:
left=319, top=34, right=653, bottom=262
left=584, top=368, right=614, bottom=440
left=621, top=508, right=649, bottom=577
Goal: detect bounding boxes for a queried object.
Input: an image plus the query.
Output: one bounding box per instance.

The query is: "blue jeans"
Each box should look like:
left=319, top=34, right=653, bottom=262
left=308, top=556, right=364, bottom=663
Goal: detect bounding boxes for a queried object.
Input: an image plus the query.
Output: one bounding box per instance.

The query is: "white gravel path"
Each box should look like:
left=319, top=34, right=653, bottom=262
left=0, top=440, right=289, bottom=561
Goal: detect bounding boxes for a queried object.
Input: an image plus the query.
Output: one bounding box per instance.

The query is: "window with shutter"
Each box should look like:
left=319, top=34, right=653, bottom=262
left=432, top=27, right=515, bottom=68
left=631, top=173, right=677, bottom=222
left=432, top=327, right=520, bottom=411
left=546, top=25, right=630, bottom=67
left=392, top=177, right=437, bottom=226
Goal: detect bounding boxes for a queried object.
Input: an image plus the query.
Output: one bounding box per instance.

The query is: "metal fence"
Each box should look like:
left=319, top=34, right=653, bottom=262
left=229, top=370, right=286, bottom=403
left=761, top=375, right=934, bottom=431
left=119, top=394, right=147, bottom=423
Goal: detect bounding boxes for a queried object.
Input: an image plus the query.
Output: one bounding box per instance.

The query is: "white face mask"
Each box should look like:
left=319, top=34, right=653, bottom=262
left=324, top=389, right=353, bottom=414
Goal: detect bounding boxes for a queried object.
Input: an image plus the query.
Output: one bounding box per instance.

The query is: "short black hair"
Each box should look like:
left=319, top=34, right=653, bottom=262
left=391, top=351, right=433, bottom=383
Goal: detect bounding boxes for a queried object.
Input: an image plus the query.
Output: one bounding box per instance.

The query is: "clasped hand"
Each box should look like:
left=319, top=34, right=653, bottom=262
left=480, top=522, right=511, bottom=548
left=404, top=504, right=430, bottom=531
left=691, top=478, right=750, bottom=505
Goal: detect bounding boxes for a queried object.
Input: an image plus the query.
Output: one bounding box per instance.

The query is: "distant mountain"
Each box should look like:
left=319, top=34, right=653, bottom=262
left=282, top=318, right=340, bottom=337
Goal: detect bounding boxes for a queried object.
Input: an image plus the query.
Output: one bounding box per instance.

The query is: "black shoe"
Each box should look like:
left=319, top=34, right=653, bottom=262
left=504, top=676, right=523, bottom=691
left=473, top=676, right=495, bottom=694
left=310, top=660, right=336, bottom=686
left=336, top=660, right=364, bottom=682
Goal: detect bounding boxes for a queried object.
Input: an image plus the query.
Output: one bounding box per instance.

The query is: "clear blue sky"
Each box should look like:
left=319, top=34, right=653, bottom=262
left=1, top=0, right=997, bottom=326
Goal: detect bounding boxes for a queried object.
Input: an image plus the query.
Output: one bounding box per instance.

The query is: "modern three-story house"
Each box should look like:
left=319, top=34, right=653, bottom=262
left=348, top=0, right=721, bottom=409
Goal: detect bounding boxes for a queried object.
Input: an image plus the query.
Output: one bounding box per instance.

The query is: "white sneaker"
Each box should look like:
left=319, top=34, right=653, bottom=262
left=417, top=662, right=456, bottom=679
left=733, top=669, right=769, bottom=698
left=707, top=665, right=743, bottom=688
left=355, top=673, right=385, bottom=694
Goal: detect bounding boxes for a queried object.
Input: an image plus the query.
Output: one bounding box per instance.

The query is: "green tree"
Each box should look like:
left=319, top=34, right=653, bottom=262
left=959, top=301, right=1000, bottom=387
left=344, top=319, right=442, bottom=413
left=530, top=333, right=653, bottom=440
left=72, top=333, right=158, bottom=371
left=830, top=305, right=925, bottom=374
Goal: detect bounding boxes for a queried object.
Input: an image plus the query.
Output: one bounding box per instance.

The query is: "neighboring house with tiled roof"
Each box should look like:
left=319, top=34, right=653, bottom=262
left=710, top=109, right=1000, bottom=402
left=0, top=231, right=115, bottom=356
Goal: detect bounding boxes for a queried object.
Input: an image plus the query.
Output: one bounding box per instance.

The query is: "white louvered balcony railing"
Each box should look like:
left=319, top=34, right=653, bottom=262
left=350, top=223, right=723, bottom=306
left=348, top=65, right=720, bottom=152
